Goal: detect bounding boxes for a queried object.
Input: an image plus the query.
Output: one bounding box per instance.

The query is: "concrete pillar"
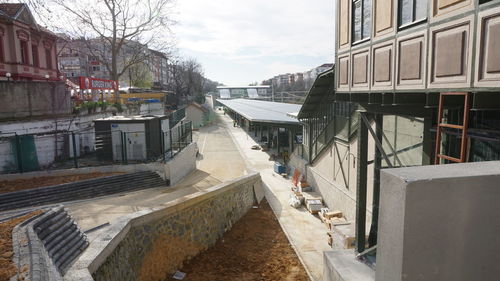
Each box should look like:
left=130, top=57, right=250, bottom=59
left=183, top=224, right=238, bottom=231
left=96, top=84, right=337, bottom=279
left=369, top=114, right=382, bottom=247
left=277, top=127, right=280, bottom=154
left=377, top=161, right=500, bottom=281
left=356, top=111, right=369, bottom=253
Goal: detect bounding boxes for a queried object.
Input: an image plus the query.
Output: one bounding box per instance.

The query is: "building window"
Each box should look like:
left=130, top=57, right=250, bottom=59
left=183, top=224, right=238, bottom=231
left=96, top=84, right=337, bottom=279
left=32, top=44, right=39, bottom=67
left=399, top=0, right=427, bottom=27
left=352, top=0, right=371, bottom=43
left=45, top=49, right=52, bottom=69
left=20, top=40, right=29, bottom=65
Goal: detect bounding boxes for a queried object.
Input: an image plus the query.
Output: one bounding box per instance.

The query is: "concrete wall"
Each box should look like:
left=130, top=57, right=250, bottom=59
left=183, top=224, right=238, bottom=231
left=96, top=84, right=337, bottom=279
left=0, top=141, right=197, bottom=185
left=163, top=142, right=198, bottom=185
left=0, top=81, right=71, bottom=119
left=0, top=163, right=167, bottom=180
left=290, top=116, right=423, bottom=228
left=185, top=105, right=205, bottom=128
left=0, top=112, right=113, bottom=173
left=64, top=173, right=263, bottom=281
left=307, top=137, right=372, bottom=223
left=377, top=161, right=500, bottom=281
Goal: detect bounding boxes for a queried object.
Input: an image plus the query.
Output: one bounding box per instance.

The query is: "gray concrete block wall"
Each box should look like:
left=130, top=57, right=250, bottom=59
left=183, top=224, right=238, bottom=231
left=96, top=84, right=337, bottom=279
left=377, top=161, right=500, bottom=281
left=0, top=81, right=70, bottom=119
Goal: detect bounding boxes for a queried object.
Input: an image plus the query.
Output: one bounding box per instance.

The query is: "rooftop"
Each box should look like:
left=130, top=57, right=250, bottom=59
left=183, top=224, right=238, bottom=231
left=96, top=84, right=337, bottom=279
left=0, top=3, right=24, bottom=18
left=93, top=115, right=166, bottom=121
left=217, top=86, right=271, bottom=89
left=217, top=98, right=301, bottom=125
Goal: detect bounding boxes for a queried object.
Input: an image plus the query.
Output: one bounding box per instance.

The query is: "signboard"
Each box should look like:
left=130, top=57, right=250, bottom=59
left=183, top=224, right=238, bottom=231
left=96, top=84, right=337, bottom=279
left=79, top=76, right=118, bottom=90
left=295, top=134, right=303, bottom=144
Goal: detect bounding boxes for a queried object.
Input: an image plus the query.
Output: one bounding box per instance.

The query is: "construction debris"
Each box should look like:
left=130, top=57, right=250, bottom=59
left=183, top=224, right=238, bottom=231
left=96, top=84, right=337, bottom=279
left=172, top=271, right=186, bottom=280
left=305, top=199, right=323, bottom=214
left=324, top=210, right=343, bottom=220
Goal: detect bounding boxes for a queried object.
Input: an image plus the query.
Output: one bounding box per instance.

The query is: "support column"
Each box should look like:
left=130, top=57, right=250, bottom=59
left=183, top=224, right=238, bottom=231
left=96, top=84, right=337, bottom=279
left=422, top=115, right=433, bottom=165
left=356, top=111, right=369, bottom=253
left=277, top=127, right=280, bottom=154
left=369, top=114, right=382, bottom=247
left=268, top=127, right=271, bottom=148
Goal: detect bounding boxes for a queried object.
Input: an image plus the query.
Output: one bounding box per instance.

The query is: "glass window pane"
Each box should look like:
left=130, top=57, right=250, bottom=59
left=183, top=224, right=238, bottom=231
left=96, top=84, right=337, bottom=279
left=415, top=0, right=427, bottom=21
left=362, top=0, right=371, bottom=39
left=400, top=0, right=413, bottom=26
left=353, top=0, right=362, bottom=42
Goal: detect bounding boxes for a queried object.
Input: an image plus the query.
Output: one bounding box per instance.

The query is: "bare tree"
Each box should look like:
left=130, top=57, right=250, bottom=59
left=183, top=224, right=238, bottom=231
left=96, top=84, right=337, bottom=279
left=128, top=61, right=153, bottom=88
left=49, top=0, right=174, bottom=88
left=167, top=58, right=205, bottom=105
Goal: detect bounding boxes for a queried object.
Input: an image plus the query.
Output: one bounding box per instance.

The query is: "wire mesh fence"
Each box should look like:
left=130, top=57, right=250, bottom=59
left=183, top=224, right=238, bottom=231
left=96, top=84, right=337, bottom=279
left=0, top=121, right=193, bottom=174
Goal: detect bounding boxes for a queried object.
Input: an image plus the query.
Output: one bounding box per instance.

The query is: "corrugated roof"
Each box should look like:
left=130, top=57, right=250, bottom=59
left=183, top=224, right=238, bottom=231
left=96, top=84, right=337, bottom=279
left=217, top=99, right=301, bottom=125
left=217, top=86, right=271, bottom=89
left=297, top=68, right=335, bottom=119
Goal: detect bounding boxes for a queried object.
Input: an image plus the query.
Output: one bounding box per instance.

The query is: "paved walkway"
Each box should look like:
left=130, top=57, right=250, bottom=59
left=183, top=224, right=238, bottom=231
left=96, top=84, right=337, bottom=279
left=67, top=119, right=248, bottom=241
left=216, top=110, right=330, bottom=281
left=68, top=108, right=328, bottom=280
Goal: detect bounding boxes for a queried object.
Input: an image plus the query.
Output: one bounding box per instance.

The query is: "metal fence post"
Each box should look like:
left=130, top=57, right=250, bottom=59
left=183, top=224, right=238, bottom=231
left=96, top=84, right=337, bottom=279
left=178, top=125, right=181, bottom=149
left=121, top=131, right=126, bottom=164
left=161, top=132, right=166, bottom=162
left=72, top=132, right=79, bottom=168
left=169, top=129, right=173, bottom=158
left=190, top=122, right=193, bottom=144
left=14, top=133, right=23, bottom=173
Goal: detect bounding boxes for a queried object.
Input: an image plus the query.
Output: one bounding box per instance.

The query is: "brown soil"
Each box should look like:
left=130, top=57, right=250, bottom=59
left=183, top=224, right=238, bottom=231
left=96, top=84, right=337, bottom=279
left=176, top=199, right=310, bottom=281
left=0, top=211, right=43, bottom=281
left=0, top=172, right=124, bottom=194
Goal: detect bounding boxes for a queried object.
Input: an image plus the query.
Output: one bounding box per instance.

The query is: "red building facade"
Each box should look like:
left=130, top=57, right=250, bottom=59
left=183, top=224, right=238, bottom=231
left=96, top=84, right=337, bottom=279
left=0, top=3, right=60, bottom=81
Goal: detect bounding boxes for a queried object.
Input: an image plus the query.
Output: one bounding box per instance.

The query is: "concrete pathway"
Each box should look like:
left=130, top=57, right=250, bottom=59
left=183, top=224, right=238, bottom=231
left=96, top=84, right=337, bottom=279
left=216, top=109, right=330, bottom=281
left=67, top=108, right=328, bottom=280
left=67, top=119, right=248, bottom=241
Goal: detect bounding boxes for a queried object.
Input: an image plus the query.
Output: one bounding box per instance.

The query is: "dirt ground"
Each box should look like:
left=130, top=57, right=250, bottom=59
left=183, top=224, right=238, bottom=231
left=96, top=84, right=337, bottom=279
left=175, top=199, right=310, bottom=281
left=0, top=211, right=42, bottom=281
left=0, top=172, right=123, bottom=194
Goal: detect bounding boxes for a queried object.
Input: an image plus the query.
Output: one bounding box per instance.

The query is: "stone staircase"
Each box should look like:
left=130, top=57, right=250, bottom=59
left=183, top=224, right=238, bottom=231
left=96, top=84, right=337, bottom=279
left=0, top=171, right=166, bottom=212
left=12, top=207, right=89, bottom=281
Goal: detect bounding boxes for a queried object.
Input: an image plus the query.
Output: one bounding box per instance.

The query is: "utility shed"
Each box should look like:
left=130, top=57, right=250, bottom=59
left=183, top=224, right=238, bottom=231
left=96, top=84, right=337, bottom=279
left=185, top=102, right=209, bottom=128
left=93, top=115, right=170, bottom=162
left=217, top=98, right=303, bottom=154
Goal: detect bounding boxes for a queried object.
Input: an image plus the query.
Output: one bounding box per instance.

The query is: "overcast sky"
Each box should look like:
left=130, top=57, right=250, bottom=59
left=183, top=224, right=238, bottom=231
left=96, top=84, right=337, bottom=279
left=172, top=0, right=335, bottom=85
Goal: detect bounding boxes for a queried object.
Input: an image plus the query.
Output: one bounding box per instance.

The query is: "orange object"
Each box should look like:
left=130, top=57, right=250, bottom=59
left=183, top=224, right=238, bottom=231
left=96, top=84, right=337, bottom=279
left=292, top=169, right=300, bottom=187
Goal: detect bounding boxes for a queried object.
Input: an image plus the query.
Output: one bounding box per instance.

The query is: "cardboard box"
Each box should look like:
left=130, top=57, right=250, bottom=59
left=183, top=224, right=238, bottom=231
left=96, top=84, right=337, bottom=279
left=324, top=210, right=343, bottom=219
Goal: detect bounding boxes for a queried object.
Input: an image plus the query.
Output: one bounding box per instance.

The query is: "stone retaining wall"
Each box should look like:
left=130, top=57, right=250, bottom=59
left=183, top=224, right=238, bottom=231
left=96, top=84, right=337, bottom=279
left=65, top=172, right=263, bottom=281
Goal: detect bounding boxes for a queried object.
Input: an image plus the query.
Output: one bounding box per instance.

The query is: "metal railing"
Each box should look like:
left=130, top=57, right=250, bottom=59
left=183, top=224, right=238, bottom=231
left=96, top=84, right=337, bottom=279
left=0, top=121, right=193, bottom=174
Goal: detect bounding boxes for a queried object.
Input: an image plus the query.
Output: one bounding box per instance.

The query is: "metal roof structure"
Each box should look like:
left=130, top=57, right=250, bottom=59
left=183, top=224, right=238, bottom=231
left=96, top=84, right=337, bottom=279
left=217, top=99, right=302, bottom=125
left=298, top=68, right=334, bottom=119
left=216, top=86, right=271, bottom=89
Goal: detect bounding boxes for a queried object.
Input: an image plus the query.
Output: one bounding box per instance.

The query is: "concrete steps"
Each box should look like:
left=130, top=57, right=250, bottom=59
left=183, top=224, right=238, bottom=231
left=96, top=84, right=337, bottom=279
left=12, top=206, right=89, bottom=280
left=0, top=171, right=166, bottom=211
left=32, top=207, right=89, bottom=275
